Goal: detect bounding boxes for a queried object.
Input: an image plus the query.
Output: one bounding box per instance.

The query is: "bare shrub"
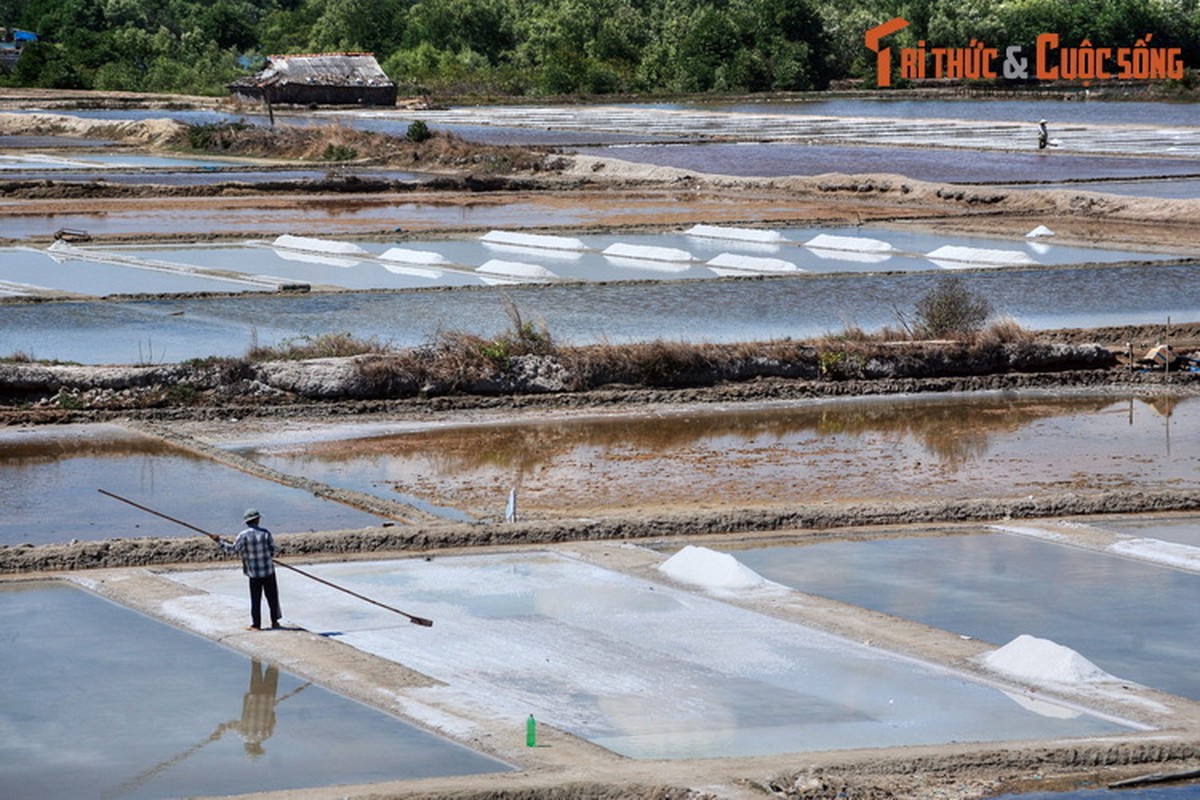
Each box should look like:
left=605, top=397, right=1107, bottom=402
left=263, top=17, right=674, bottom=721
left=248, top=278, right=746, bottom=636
left=247, top=332, right=388, bottom=361
left=975, top=316, right=1032, bottom=346
left=913, top=276, right=993, bottom=339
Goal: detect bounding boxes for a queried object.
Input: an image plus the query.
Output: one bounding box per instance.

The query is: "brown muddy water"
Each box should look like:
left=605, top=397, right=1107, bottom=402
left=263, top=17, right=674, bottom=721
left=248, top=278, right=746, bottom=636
left=233, top=391, right=1199, bottom=521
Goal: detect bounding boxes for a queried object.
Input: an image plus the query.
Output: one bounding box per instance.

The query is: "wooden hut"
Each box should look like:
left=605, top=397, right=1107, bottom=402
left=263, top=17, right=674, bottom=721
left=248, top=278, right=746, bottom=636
left=228, top=52, right=397, bottom=107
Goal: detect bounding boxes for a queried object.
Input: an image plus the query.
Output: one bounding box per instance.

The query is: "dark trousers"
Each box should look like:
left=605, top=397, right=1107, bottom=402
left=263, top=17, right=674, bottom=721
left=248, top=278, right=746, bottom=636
left=248, top=574, right=282, bottom=629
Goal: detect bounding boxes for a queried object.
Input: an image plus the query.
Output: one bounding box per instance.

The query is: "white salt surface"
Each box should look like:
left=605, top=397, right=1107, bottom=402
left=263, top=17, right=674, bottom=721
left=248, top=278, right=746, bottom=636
left=272, top=234, right=369, bottom=256
left=685, top=224, right=786, bottom=244
left=1026, top=225, right=1056, bottom=238
left=983, top=634, right=1119, bottom=685
left=480, top=230, right=586, bottom=251
left=706, top=253, right=799, bottom=273
left=1109, top=538, right=1200, bottom=572
left=602, top=242, right=694, bottom=262
left=169, top=553, right=1130, bottom=760
left=926, top=245, right=1036, bottom=268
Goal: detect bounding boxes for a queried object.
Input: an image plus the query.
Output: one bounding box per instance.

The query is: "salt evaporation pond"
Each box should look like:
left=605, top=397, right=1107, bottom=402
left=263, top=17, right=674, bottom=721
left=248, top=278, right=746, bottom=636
left=0, top=424, right=388, bottom=546
left=0, top=581, right=510, bottom=800
left=722, top=530, right=1200, bottom=701
left=9, top=224, right=1179, bottom=296
left=1091, top=515, right=1200, bottom=549
left=574, top=141, right=1200, bottom=184
left=170, top=551, right=1133, bottom=761
left=3, top=258, right=1198, bottom=364
left=232, top=393, right=1200, bottom=520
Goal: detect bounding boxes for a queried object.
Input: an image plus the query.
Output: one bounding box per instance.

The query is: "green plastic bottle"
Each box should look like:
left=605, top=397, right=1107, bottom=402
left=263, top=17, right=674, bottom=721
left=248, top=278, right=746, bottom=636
left=526, top=714, right=536, bottom=747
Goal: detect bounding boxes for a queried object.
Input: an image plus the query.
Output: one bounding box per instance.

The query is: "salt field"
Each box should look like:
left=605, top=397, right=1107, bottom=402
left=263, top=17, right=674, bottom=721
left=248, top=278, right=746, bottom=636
left=5, top=224, right=1178, bottom=298
left=4, top=92, right=1200, bottom=799
left=3, top=256, right=1196, bottom=363
left=3, top=224, right=1197, bottom=364
left=231, top=392, right=1200, bottom=519
left=0, top=581, right=511, bottom=800
left=166, top=550, right=1136, bottom=761
left=1093, top=515, right=1200, bottom=548
left=721, top=527, right=1200, bottom=701
left=0, top=424, right=389, bottom=546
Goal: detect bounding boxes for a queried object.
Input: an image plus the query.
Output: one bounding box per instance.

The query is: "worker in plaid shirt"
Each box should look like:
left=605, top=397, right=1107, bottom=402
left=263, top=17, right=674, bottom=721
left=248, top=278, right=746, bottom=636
left=221, top=508, right=282, bottom=630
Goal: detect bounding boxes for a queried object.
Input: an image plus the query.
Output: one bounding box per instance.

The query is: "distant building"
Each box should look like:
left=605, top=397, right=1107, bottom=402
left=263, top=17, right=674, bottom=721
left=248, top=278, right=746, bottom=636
left=228, top=52, right=397, bottom=107
left=0, top=28, right=38, bottom=73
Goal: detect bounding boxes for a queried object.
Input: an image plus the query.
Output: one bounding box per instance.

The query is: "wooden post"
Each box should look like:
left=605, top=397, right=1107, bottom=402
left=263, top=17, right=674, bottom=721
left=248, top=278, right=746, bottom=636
left=1165, top=316, right=1171, bottom=380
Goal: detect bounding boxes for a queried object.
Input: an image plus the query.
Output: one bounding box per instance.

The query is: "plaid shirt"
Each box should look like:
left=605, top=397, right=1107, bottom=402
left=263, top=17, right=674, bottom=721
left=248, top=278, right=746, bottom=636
left=223, top=525, right=276, bottom=578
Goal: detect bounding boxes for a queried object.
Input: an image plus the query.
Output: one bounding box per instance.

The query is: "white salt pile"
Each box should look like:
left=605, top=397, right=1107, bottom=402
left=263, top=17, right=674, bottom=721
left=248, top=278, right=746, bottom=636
left=480, top=230, right=587, bottom=251
left=707, top=253, right=799, bottom=273
left=926, top=244, right=1036, bottom=268
left=476, top=259, right=558, bottom=280
left=657, top=545, right=773, bottom=593
left=272, top=234, right=368, bottom=255
left=803, top=233, right=895, bottom=253
left=380, top=247, right=451, bottom=265
left=685, top=224, right=786, bottom=244
left=602, top=242, right=694, bottom=262
left=982, top=634, right=1117, bottom=685
left=1026, top=224, right=1056, bottom=238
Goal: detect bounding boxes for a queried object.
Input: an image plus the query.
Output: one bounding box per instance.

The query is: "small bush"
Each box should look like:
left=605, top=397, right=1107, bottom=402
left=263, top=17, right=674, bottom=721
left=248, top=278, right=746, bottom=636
left=186, top=121, right=251, bottom=150
left=913, top=276, right=992, bottom=339
left=247, top=333, right=386, bottom=361
left=321, top=142, right=359, bottom=161
left=975, top=316, right=1032, bottom=347
left=406, top=120, right=432, bottom=142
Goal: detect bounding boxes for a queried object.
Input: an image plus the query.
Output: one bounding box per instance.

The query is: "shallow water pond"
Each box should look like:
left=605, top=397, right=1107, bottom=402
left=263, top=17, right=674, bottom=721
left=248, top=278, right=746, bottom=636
left=0, top=581, right=510, bottom=799
left=4, top=237, right=1197, bottom=365
left=722, top=529, right=1200, bottom=700
left=0, top=424, right=389, bottom=546
left=236, top=392, right=1200, bottom=520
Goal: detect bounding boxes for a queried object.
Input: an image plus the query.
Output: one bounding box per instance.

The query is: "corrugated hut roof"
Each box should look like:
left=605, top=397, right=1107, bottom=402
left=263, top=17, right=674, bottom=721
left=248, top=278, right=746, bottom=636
left=232, top=52, right=394, bottom=88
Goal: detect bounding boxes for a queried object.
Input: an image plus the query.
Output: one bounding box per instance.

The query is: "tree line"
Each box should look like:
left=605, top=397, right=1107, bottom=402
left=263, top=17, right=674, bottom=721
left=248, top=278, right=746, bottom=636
left=1, top=0, right=1196, bottom=97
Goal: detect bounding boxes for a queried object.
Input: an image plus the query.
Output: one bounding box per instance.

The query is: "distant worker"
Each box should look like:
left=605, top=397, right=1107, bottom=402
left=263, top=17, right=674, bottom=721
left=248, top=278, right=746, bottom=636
left=220, top=508, right=283, bottom=630
left=1037, top=119, right=1049, bottom=150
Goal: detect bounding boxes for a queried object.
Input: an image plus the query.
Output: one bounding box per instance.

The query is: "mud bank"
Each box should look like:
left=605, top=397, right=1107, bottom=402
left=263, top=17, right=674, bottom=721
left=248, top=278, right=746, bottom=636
left=7, top=487, right=1200, bottom=574
left=0, top=333, right=1172, bottom=414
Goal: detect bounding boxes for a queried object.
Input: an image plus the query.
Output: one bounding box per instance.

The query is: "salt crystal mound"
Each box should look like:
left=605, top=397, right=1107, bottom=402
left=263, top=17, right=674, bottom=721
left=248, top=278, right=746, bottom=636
left=480, top=230, right=587, bottom=251
left=379, top=247, right=450, bottom=265
left=685, top=224, right=786, bottom=244
left=707, top=253, right=799, bottom=273
left=274, top=250, right=360, bottom=268
left=602, top=243, right=694, bottom=262
left=982, top=634, right=1118, bottom=685
left=272, top=234, right=369, bottom=255
left=927, top=245, right=1036, bottom=269
left=803, top=234, right=896, bottom=253
left=658, top=545, right=773, bottom=593
left=476, top=259, right=558, bottom=280
left=1026, top=224, right=1056, bottom=238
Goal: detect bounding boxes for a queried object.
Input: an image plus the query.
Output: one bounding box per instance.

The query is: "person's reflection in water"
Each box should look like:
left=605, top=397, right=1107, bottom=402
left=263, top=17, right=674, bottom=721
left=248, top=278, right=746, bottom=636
left=238, top=660, right=279, bottom=758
